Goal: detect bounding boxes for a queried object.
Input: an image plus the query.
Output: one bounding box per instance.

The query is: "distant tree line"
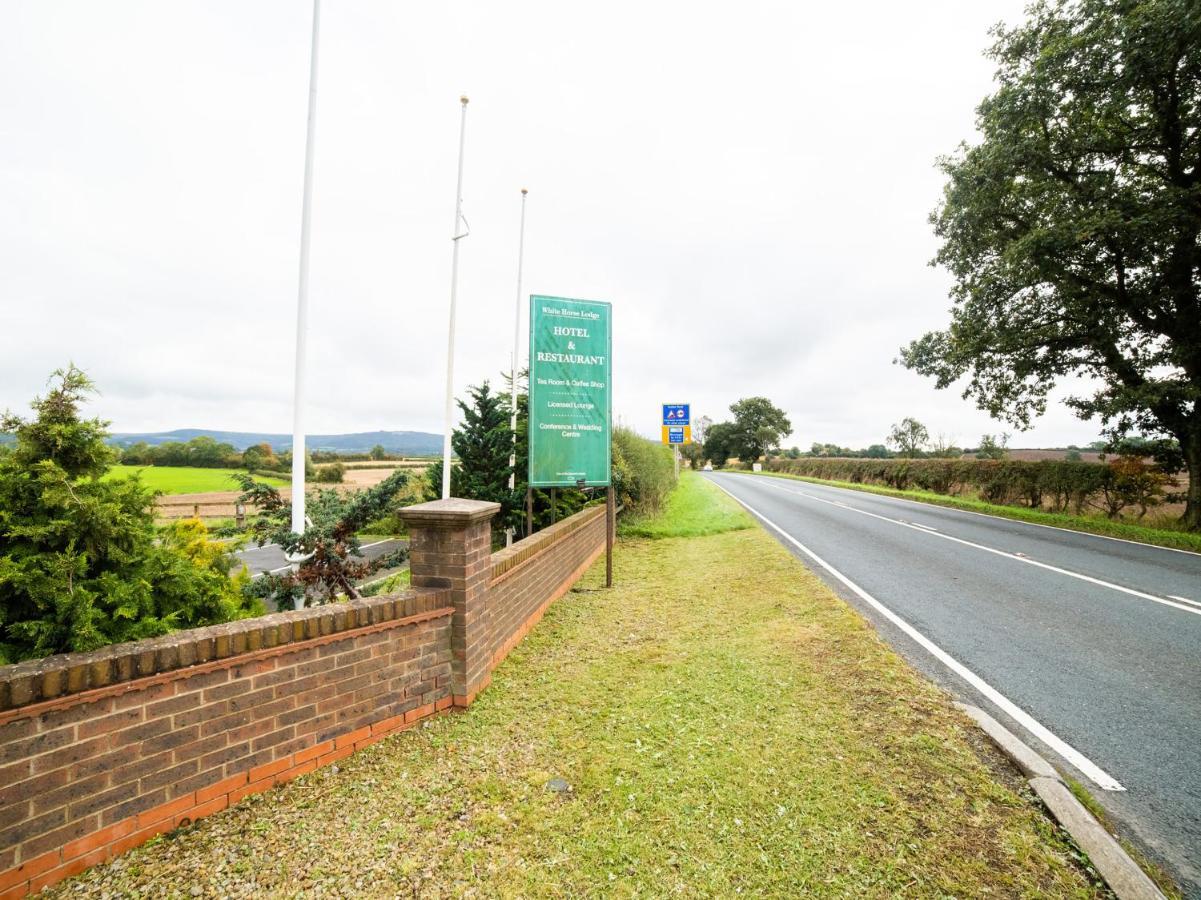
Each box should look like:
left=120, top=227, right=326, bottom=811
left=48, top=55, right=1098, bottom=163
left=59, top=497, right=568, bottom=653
left=117, top=436, right=294, bottom=473
left=113, top=438, right=413, bottom=480
left=698, top=406, right=1184, bottom=477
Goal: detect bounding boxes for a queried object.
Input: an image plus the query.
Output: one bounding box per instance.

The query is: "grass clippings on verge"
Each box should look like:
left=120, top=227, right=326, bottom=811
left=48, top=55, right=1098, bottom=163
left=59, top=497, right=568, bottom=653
left=49, top=485, right=1106, bottom=898
left=739, top=469, right=1201, bottom=554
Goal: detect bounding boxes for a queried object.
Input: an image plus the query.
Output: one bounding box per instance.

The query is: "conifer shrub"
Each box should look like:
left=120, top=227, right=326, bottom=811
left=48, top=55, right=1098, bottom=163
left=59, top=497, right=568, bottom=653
left=0, top=367, right=261, bottom=663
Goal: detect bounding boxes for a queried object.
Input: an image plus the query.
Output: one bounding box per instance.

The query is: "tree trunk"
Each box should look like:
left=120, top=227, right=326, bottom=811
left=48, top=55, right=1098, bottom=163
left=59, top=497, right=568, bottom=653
left=1184, top=432, right=1201, bottom=531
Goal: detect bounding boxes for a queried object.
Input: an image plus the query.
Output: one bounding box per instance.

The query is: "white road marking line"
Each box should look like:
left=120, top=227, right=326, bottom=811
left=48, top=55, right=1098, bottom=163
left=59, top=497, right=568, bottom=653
left=742, top=472, right=1201, bottom=558
left=1168, top=595, right=1201, bottom=610
left=708, top=477, right=1126, bottom=792
left=359, top=539, right=391, bottom=550
left=250, top=563, right=294, bottom=580
left=911, top=522, right=939, bottom=532
left=753, top=477, right=1201, bottom=620
left=236, top=542, right=279, bottom=555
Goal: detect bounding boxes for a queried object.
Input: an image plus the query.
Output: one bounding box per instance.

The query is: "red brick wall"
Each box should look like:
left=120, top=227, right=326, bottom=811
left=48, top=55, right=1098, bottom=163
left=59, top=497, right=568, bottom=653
left=488, top=504, right=608, bottom=669
left=0, top=589, right=452, bottom=897
left=0, top=500, right=610, bottom=897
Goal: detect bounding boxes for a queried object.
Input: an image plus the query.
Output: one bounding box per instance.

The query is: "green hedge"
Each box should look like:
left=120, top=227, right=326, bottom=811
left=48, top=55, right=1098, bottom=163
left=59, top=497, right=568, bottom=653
left=763, top=457, right=1133, bottom=515
left=612, top=427, right=677, bottom=516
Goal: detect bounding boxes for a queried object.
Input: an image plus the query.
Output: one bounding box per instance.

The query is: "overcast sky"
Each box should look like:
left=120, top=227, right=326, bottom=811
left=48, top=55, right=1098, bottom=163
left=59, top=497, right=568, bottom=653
left=0, top=1, right=1104, bottom=448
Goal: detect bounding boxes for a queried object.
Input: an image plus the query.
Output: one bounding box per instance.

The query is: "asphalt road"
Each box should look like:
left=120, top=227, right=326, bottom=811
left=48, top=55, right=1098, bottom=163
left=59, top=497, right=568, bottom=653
left=705, top=471, right=1201, bottom=896
left=235, top=538, right=407, bottom=580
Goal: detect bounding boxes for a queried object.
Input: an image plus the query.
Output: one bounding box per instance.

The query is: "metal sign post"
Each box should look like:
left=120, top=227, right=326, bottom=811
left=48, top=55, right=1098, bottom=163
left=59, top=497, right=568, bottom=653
left=606, top=485, right=614, bottom=588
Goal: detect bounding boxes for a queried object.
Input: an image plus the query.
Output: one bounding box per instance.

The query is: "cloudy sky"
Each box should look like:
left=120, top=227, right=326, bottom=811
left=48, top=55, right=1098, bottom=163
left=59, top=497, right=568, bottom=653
left=0, top=0, right=1104, bottom=449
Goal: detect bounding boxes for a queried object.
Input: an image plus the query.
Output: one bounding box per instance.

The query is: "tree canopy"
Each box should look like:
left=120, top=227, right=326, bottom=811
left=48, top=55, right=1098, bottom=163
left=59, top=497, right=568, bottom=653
left=901, top=0, right=1201, bottom=527
left=728, top=397, right=792, bottom=463
left=888, top=417, right=929, bottom=458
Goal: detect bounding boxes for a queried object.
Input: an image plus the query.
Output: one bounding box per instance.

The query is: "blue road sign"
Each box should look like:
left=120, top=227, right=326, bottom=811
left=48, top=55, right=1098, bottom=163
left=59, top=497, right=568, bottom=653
left=667, top=427, right=685, bottom=444
left=662, top=404, right=690, bottom=426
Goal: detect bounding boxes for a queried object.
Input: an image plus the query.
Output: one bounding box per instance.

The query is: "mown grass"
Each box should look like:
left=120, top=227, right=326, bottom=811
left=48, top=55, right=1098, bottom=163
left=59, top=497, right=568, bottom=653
left=737, top=469, right=1201, bottom=553
left=103, top=465, right=288, bottom=494
left=619, top=470, right=754, bottom=539
left=52, top=486, right=1107, bottom=898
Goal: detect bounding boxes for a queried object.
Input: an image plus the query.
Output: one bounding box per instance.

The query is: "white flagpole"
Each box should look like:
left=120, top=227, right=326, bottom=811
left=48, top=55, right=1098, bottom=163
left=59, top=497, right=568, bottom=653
left=441, top=96, right=470, bottom=500
left=291, top=0, right=321, bottom=536
left=506, top=188, right=528, bottom=546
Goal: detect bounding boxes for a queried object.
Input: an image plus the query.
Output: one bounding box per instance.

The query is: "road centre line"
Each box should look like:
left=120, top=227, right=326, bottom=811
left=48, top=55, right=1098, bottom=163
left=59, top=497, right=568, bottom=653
left=707, top=477, right=1126, bottom=792
left=753, top=478, right=1201, bottom=620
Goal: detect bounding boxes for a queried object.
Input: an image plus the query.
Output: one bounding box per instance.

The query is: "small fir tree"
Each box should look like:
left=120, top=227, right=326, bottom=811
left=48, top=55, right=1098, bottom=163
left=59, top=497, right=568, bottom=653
left=0, top=366, right=260, bottom=663
left=425, top=381, right=527, bottom=542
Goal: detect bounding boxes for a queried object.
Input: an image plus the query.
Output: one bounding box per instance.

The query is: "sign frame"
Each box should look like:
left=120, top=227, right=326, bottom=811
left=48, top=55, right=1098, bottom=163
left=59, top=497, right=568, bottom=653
left=527, top=294, right=613, bottom=488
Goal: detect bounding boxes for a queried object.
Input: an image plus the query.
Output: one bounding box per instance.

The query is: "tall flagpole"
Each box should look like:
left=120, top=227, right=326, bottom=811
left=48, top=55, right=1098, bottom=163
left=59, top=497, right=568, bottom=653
left=506, top=188, right=528, bottom=547
left=291, top=0, right=321, bottom=537
left=441, top=96, right=470, bottom=500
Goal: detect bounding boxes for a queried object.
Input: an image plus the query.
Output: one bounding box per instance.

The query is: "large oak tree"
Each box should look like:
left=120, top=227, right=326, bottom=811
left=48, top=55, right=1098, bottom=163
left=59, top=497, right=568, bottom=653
left=901, top=0, right=1201, bottom=528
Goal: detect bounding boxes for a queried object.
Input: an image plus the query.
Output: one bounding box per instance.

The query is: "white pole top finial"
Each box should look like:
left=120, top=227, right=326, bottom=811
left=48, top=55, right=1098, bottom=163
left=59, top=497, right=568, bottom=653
left=460, top=95, right=469, bottom=105
left=521, top=188, right=528, bottom=195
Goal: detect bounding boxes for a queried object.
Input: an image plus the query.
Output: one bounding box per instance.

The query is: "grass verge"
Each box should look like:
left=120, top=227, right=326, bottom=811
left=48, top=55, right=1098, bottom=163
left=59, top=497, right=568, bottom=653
left=735, top=469, right=1201, bottom=553
left=618, top=470, right=754, bottom=539
left=104, top=465, right=288, bottom=494
left=51, top=488, right=1108, bottom=897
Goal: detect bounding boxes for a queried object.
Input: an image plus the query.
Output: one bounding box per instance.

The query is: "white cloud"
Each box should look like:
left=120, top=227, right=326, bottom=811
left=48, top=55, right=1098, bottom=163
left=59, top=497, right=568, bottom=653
left=0, top=0, right=1103, bottom=447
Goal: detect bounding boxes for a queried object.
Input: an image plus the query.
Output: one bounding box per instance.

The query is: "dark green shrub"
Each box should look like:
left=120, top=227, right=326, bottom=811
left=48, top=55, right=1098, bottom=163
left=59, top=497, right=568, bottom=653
left=0, top=367, right=261, bottom=663
left=314, top=461, right=345, bottom=483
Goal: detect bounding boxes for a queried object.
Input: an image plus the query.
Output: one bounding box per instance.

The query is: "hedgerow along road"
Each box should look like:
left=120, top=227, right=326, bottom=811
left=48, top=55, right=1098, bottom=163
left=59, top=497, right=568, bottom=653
left=704, top=471, right=1201, bottom=897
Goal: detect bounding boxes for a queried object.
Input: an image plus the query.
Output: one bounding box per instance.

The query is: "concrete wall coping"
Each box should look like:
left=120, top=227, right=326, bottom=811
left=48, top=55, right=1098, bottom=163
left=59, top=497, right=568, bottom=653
left=399, top=498, right=501, bottom=528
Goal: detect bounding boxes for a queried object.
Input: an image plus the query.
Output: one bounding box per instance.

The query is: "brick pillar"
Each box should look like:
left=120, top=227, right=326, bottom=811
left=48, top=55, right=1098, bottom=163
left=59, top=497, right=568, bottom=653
left=399, top=498, right=499, bottom=706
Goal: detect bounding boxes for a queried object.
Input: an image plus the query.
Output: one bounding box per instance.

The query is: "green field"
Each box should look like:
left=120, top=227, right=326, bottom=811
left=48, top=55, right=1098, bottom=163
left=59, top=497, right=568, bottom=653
left=103, top=465, right=288, bottom=494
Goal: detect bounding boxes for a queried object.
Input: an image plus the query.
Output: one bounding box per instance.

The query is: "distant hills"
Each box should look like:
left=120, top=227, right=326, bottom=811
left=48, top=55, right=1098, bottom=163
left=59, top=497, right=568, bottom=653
left=106, top=429, right=442, bottom=456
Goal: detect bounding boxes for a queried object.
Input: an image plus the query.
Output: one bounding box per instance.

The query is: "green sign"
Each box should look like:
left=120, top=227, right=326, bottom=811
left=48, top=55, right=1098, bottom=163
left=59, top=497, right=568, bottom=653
left=528, top=295, right=612, bottom=487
